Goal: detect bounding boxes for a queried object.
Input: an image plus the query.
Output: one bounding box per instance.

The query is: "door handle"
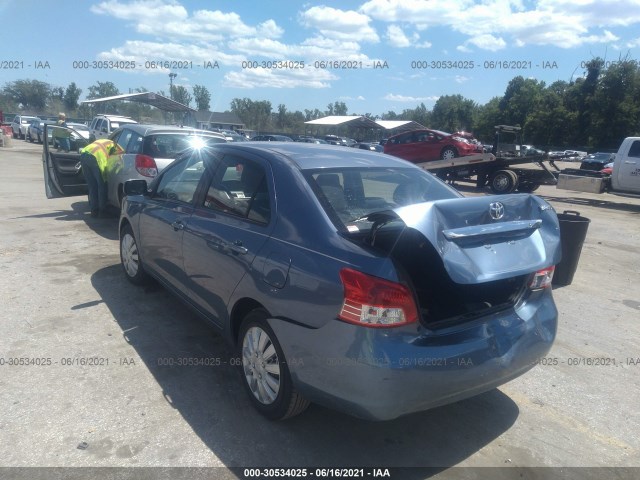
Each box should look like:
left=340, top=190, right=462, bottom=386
left=624, top=161, right=637, bottom=164
left=229, top=240, right=248, bottom=255
left=171, top=220, right=184, bottom=231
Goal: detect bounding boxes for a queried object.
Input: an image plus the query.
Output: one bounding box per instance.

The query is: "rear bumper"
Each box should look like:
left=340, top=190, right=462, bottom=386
left=268, top=292, right=557, bottom=420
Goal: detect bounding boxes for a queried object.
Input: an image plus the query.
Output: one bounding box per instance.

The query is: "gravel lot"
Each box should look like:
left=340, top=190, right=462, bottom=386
left=1, top=141, right=639, bottom=478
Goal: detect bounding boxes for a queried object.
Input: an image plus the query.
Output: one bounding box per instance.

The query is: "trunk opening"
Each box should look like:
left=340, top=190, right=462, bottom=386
left=359, top=222, right=529, bottom=327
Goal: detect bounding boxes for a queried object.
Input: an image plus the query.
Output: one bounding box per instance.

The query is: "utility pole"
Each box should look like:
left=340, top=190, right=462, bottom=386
left=169, top=73, right=177, bottom=99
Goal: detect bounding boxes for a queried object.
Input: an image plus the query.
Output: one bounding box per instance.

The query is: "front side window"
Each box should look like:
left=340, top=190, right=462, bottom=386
left=203, top=155, right=271, bottom=224
left=628, top=140, right=640, bottom=158
left=155, top=155, right=207, bottom=204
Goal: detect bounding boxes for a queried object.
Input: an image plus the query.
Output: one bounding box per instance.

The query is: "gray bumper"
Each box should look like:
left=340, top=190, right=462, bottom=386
left=268, top=292, right=557, bottom=421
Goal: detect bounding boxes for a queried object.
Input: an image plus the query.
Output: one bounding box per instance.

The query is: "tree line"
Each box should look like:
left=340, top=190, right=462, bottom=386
left=1, top=58, right=638, bottom=149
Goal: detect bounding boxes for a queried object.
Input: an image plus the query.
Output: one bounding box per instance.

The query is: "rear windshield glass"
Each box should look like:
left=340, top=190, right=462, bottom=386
left=303, top=167, right=458, bottom=232
left=142, top=134, right=226, bottom=159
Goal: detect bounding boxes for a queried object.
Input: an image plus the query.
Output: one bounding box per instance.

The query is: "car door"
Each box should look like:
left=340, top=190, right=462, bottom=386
left=42, top=124, right=91, bottom=198
left=615, top=139, right=640, bottom=191
left=137, top=154, right=209, bottom=297
left=104, top=128, right=135, bottom=207
left=182, top=152, right=275, bottom=325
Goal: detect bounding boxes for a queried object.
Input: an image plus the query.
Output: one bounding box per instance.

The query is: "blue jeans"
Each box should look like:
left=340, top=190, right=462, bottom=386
left=58, top=137, right=71, bottom=151
left=80, top=153, right=107, bottom=212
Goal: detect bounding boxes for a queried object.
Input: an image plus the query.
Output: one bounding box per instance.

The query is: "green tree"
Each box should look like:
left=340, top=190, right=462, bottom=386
left=474, top=97, right=502, bottom=140
left=589, top=59, right=640, bottom=148
left=87, top=81, right=119, bottom=99
left=170, top=85, right=192, bottom=107
left=193, top=84, right=211, bottom=111
left=326, top=101, right=348, bottom=116
left=2, top=79, right=51, bottom=111
left=230, top=98, right=272, bottom=131
left=63, top=82, right=82, bottom=112
left=499, top=77, right=545, bottom=140
left=304, top=108, right=324, bottom=121
left=430, top=94, right=477, bottom=132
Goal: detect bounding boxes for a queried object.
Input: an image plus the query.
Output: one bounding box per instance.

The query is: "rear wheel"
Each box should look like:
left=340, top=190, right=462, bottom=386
left=489, top=170, right=519, bottom=194
left=440, top=146, right=458, bottom=160
left=120, top=224, right=149, bottom=285
left=239, top=310, right=309, bottom=420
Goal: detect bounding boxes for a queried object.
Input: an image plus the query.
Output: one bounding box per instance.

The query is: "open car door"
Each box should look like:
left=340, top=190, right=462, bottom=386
left=43, top=124, right=92, bottom=198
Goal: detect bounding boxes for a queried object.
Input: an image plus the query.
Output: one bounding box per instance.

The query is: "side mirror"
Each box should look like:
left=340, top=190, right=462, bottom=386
left=123, top=179, right=148, bottom=196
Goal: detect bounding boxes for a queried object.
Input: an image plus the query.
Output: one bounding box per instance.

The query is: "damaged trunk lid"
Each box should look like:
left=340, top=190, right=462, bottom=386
left=366, top=194, right=561, bottom=325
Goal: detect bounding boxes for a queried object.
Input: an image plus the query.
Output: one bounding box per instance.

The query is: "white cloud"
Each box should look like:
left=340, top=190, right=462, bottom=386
left=386, top=25, right=431, bottom=48
left=91, top=0, right=188, bottom=21
left=455, top=75, right=470, bottom=83
left=627, top=37, right=640, bottom=47
left=258, top=19, right=284, bottom=39
left=466, top=34, right=507, bottom=51
left=96, top=40, right=245, bottom=70
left=92, top=0, right=283, bottom=42
left=384, top=93, right=439, bottom=102
left=339, top=96, right=366, bottom=101
left=299, top=6, right=379, bottom=42
left=386, top=25, right=412, bottom=48
left=360, top=0, right=632, bottom=49
left=223, top=68, right=337, bottom=89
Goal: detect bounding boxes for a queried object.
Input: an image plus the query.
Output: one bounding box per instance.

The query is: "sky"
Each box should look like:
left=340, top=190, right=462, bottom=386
left=1, top=0, right=640, bottom=116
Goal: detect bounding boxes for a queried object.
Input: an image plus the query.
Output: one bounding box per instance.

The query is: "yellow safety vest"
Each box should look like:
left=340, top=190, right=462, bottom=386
left=80, top=139, right=117, bottom=178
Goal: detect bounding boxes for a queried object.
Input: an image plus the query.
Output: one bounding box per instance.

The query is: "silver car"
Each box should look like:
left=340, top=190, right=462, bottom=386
left=104, top=125, right=227, bottom=207
left=42, top=124, right=227, bottom=209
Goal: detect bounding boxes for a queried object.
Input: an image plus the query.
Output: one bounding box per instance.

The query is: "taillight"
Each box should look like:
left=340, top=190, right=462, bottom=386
left=135, top=154, right=158, bottom=177
left=529, top=267, right=555, bottom=290
left=338, top=268, right=418, bottom=327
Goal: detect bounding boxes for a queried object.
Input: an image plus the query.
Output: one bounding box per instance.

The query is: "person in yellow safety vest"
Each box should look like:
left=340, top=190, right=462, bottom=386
left=79, top=138, right=124, bottom=217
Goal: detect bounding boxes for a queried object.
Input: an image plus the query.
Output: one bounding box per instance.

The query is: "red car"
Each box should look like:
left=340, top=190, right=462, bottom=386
left=383, top=128, right=482, bottom=163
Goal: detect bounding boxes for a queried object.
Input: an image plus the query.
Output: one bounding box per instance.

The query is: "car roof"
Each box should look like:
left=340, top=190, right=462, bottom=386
left=116, top=124, right=226, bottom=138
left=213, top=142, right=421, bottom=170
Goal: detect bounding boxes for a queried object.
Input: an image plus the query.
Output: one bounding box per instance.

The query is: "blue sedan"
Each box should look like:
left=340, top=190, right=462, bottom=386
left=118, top=142, right=561, bottom=420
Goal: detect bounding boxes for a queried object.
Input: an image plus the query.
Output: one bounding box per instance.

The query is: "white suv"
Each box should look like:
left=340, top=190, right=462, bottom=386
left=89, top=115, right=137, bottom=140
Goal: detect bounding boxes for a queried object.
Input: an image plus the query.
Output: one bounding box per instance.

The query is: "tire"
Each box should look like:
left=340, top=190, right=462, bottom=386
left=440, top=146, right=458, bottom=160
left=489, top=170, right=519, bottom=194
left=517, top=182, right=540, bottom=193
left=27, top=132, right=33, bottom=143
left=119, top=224, right=149, bottom=285
left=239, top=310, right=309, bottom=420
left=12, top=130, right=17, bottom=139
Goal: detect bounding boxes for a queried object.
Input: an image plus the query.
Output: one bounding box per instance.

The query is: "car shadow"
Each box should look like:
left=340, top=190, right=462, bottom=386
left=89, top=264, right=521, bottom=472
left=13, top=201, right=120, bottom=240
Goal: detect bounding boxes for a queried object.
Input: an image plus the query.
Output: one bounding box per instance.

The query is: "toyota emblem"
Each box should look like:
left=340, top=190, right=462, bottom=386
left=489, top=202, right=505, bottom=220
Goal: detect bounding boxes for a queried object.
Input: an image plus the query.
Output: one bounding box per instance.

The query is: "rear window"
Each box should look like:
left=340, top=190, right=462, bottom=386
left=303, top=167, right=458, bottom=232
left=142, top=134, right=226, bottom=159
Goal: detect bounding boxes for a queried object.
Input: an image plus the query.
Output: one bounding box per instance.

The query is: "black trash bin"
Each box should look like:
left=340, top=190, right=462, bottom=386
left=552, top=210, right=591, bottom=286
